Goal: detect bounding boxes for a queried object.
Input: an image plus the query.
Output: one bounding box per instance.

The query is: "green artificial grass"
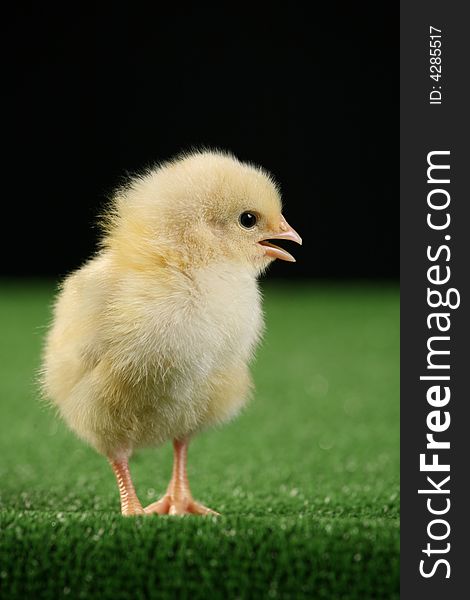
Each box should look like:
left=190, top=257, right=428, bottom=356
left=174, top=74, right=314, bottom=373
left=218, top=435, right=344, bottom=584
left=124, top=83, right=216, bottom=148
left=0, top=281, right=399, bottom=599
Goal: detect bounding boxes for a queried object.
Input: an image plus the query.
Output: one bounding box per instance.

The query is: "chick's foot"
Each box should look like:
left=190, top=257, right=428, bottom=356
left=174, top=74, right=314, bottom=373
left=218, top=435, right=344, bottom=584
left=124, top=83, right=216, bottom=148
left=144, top=494, right=219, bottom=516
left=109, top=457, right=145, bottom=516
left=144, top=438, right=220, bottom=517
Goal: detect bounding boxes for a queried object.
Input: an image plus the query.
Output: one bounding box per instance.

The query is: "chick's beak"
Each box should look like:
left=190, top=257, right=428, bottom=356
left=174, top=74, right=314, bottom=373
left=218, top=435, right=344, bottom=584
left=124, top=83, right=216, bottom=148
left=258, top=215, right=302, bottom=262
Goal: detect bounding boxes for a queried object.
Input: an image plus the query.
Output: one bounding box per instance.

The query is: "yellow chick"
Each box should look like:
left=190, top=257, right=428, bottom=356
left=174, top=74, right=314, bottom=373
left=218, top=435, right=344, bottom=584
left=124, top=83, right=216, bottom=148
left=41, top=150, right=301, bottom=516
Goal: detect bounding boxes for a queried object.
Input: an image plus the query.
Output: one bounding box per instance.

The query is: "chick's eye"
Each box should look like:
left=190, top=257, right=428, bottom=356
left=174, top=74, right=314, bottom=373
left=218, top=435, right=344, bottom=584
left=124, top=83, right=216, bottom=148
left=239, top=212, right=257, bottom=229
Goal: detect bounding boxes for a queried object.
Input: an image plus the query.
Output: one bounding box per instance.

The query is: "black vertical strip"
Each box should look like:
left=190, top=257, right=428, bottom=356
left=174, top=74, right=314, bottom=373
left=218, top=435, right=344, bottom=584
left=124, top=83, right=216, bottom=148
left=401, top=2, right=470, bottom=598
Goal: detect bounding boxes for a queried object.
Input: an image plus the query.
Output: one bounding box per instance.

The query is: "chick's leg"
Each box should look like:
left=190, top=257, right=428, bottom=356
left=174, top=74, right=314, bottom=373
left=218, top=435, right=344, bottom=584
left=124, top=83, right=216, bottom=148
left=144, top=439, right=219, bottom=516
left=109, top=458, right=144, bottom=516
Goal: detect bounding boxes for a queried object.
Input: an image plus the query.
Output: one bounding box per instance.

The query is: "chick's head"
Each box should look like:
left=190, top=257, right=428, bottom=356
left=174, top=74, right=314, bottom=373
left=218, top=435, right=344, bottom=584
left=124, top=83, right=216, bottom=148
left=104, top=150, right=301, bottom=274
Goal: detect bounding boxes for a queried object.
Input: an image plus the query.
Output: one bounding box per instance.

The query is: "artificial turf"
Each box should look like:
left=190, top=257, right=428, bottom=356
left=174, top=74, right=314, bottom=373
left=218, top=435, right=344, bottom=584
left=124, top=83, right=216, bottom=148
left=0, top=281, right=399, bottom=599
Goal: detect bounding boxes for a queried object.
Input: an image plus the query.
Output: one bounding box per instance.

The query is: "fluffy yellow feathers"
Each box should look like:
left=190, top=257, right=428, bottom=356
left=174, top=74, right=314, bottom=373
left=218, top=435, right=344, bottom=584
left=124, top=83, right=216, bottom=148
left=41, top=150, right=301, bottom=515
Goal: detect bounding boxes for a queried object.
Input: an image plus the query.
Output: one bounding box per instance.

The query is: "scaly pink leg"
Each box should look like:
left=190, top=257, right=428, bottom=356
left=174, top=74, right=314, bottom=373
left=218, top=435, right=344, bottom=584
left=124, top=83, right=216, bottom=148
left=144, top=439, right=219, bottom=516
left=109, top=457, right=144, bottom=516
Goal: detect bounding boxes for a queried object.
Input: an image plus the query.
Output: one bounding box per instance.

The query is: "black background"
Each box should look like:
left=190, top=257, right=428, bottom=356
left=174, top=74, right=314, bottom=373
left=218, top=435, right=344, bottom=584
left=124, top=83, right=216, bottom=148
left=3, top=3, right=397, bottom=279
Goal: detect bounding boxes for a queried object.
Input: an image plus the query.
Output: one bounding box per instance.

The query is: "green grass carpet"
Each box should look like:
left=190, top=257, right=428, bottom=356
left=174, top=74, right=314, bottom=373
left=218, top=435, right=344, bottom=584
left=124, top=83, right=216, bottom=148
left=0, top=281, right=399, bottom=599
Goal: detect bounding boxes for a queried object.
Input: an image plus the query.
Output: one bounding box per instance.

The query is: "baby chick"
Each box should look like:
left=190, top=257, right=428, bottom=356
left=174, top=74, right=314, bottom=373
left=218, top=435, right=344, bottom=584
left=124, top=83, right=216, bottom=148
left=41, top=150, right=301, bottom=516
